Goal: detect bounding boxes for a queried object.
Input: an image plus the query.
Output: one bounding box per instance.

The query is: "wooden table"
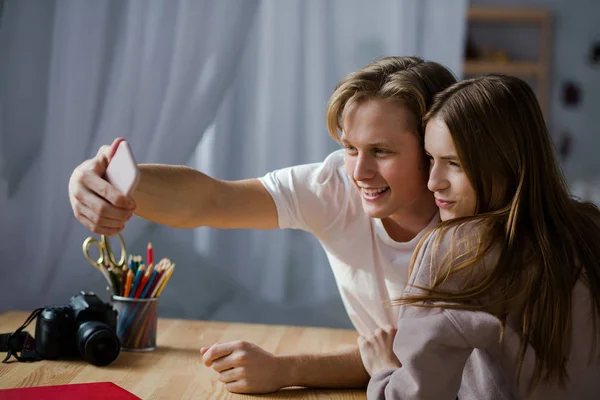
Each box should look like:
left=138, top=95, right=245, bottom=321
left=0, top=311, right=365, bottom=399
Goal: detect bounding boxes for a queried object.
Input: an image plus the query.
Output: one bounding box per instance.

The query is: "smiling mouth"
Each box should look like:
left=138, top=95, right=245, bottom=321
left=361, top=187, right=390, bottom=200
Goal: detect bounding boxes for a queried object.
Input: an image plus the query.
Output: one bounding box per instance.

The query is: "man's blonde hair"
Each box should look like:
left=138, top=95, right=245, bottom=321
left=326, top=56, right=457, bottom=143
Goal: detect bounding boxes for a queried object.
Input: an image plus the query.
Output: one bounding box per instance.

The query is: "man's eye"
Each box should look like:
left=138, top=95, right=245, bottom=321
left=374, top=148, right=388, bottom=155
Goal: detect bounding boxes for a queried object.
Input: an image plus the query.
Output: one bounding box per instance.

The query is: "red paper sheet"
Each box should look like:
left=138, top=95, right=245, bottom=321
left=0, top=382, right=141, bottom=400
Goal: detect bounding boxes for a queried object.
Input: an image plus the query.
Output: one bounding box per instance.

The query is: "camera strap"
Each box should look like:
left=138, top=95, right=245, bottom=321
left=0, top=308, right=44, bottom=363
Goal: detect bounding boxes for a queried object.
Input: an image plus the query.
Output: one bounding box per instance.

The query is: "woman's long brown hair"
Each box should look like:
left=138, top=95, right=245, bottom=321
left=393, top=74, right=600, bottom=391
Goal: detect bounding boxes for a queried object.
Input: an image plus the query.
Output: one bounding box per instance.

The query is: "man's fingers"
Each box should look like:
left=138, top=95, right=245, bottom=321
left=202, top=342, right=236, bottom=366
left=218, top=367, right=243, bottom=383
left=96, top=138, right=124, bottom=162
left=225, top=380, right=248, bottom=394
left=84, top=172, right=135, bottom=210
left=93, top=138, right=124, bottom=170
left=94, top=146, right=113, bottom=173
left=211, top=355, right=242, bottom=373
left=81, top=146, right=135, bottom=210
left=73, top=192, right=131, bottom=230
left=76, top=212, right=124, bottom=236
left=73, top=157, right=135, bottom=211
left=69, top=140, right=136, bottom=236
left=75, top=202, right=128, bottom=228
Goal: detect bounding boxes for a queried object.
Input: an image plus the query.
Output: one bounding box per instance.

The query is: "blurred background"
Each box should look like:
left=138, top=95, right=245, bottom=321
left=1, top=0, right=598, bottom=329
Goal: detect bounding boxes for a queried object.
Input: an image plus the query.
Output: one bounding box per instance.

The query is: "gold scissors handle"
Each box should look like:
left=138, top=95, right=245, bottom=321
left=82, top=233, right=127, bottom=269
left=103, top=233, right=127, bottom=267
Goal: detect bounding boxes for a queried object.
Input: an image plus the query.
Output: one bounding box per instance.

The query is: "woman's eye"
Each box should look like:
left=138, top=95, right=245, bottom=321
left=449, top=161, right=460, bottom=169
left=344, top=145, right=357, bottom=153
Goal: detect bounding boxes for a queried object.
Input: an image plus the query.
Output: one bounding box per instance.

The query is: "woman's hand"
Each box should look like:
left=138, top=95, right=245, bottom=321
left=358, top=326, right=401, bottom=376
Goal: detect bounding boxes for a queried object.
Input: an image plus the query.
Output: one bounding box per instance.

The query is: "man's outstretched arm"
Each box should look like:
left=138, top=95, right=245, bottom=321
left=201, top=341, right=369, bottom=393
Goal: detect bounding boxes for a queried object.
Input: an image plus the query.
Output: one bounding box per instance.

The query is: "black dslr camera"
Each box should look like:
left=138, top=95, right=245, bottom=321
left=1, top=292, right=121, bottom=366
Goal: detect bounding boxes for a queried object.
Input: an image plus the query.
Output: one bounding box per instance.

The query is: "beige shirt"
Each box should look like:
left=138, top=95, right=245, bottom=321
left=368, top=227, right=600, bottom=399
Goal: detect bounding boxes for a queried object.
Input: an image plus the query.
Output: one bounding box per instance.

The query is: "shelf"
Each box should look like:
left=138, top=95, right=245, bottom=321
left=463, top=61, right=543, bottom=76
left=468, top=7, right=551, bottom=23
left=464, top=6, right=551, bottom=116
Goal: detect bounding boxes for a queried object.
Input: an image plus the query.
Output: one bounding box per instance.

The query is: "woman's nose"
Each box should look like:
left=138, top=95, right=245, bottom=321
left=428, top=164, right=449, bottom=192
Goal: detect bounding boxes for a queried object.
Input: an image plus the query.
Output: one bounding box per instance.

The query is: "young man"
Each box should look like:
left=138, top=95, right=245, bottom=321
left=68, top=56, right=457, bottom=393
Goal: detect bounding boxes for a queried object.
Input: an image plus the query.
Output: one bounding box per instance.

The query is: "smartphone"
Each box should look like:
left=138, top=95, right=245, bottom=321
left=105, top=140, right=140, bottom=196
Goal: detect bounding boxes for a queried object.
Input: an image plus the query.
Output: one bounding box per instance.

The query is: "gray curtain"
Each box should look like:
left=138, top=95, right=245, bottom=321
left=0, top=0, right=259, bottom=312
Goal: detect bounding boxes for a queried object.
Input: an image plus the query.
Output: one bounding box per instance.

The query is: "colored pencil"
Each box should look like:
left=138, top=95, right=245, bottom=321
left=123, top=269, right=134, bottom=297
left=155, top=264, right=175, bottom=297
left=141, top=269, right=158, bottom=298
left=129, top=265, right=145, bottom=298
left=147, top=242, right=153, bottom=266
left=133, top=264, right=153, bottom=298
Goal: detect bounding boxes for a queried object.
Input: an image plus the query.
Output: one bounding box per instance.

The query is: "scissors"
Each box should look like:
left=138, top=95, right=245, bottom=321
left=82, top=233, right=128, bottom=271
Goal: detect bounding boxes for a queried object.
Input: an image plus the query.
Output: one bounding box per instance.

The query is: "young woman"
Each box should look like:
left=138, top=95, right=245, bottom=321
left=68, top=56, right=457, bottom=393
left=358, top=74, right=600, bottom=399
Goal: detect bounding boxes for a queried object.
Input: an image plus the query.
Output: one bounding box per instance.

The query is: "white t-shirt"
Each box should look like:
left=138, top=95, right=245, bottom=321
left=259, top=150, right=439, bottom=335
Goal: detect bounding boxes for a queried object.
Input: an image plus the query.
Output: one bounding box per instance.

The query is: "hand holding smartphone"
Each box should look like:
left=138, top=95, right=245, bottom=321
left=105, top=140, right=140, bottom=196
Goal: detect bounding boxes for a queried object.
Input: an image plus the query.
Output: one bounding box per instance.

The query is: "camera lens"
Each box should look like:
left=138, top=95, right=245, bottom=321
left=76, top=321, right=120, bottom=366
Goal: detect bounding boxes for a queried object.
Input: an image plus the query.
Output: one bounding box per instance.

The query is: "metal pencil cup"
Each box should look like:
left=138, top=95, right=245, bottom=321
left=112, top=295, right=158, bottom=352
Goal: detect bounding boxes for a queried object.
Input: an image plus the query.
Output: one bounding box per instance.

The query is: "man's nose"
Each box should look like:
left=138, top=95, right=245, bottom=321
left=353, top=154, right=375, bottom=181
